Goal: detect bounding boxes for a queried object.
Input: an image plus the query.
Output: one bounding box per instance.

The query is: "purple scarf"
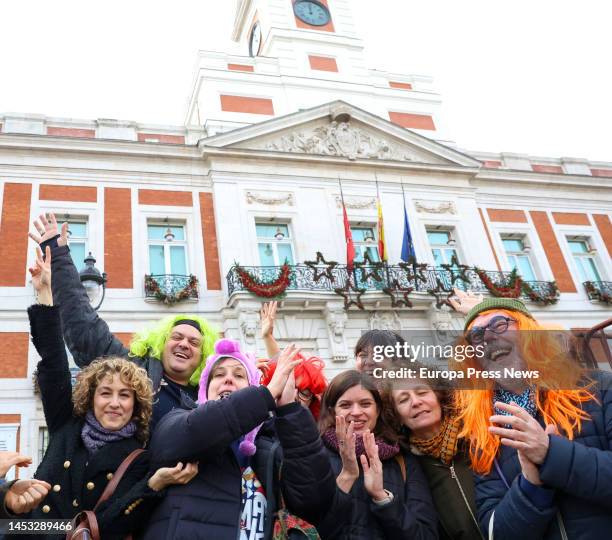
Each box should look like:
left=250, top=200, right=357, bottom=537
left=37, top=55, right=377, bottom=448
left=322, top=427, right=399, bottom=461
left=81, top=410, right=137, bottom=454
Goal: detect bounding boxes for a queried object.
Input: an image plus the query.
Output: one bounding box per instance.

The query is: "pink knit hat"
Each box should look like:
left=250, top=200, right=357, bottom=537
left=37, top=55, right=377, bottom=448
left=198, top=338, right=262, bottom=456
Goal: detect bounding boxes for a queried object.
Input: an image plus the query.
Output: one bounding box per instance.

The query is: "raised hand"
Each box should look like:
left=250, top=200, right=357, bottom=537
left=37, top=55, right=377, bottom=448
left=260, top=301, right=277, bottom=339
left=335, top=415, right=359, bottom=494
left=148, top=462, right=199, bottom=492
left=28, top=246, right=52, bottom=293
left=360, top=431, right=386, bottom=501
left=29, top=212, right=68, bottom=247
left=448, top=288, right=483, bottom=315
left=266, top=344, right=301, bottom=401
left=5, top=479, right=51, bottom=514
left=0, top=451, right=32, bottom=479
left=278, top=369, right=298, bottom=407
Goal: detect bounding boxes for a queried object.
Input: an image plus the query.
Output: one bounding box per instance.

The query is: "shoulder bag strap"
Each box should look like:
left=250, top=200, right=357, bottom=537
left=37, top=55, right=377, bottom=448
left=94, top=448, right=145, bottom=510
left=67, top=510, right=100, bottom=540
left=394, top=454, right=406, bottom=482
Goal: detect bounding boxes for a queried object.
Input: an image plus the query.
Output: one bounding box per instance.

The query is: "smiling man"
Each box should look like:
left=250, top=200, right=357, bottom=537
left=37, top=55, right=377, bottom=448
left=29, top=213, right=218, bottom=429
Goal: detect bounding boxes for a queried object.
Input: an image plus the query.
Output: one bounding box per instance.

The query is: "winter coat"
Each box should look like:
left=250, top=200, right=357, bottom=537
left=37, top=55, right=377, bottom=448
left=40, top=238, right=196, bottom=425
left=144, top=390, right=334, bottom=540
left=475, top=370, right=612, bottom=540
left=311, top=447, right=439, bottom=540
left=415, top=450, right=483, bottom=540
left=24, top=304, right=164, bottom=539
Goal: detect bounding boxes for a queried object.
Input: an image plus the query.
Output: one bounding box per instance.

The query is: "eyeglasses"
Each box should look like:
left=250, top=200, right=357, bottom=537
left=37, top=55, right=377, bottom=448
left=466, top=316, right=516, bottom=345
left=296, top=389, right=314, bottom=402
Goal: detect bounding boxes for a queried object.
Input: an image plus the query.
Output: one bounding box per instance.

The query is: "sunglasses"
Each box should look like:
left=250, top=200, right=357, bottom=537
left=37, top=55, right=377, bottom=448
left=296, top=389, right=314, bottom=402
left=466, top=316, right=516, bottom=345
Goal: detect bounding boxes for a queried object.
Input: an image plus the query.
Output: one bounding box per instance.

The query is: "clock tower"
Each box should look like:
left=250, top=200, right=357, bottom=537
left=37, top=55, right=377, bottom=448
left=185, top=0, right=449, bottom=143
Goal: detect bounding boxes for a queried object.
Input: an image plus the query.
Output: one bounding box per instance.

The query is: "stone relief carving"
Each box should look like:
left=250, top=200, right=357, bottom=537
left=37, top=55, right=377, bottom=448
left=414, top=200, right=457, bottom=214
left=324, top=306, right=349, bottom=362
left=334, top=196, right=377, bottom=210
left=265, top=121, right=417, bottom=162
left=238, top=311, right=259, bottom=345
left=246, top=191, right=294, bottom=206
left=369, top=311, right=401, bottom=331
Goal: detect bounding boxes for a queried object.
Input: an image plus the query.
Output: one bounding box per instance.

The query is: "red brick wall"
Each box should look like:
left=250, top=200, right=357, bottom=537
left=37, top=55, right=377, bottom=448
left=591, top=169, right=612, bottom=177
left=199, top=192, right=221, bottom=290
left=220, top=95, right=274, bottom=115
left=0, top=183, right=32, bottom=286
left=529, top=211, right=576, bottom=293
left=228, top=63, right=254, bottom=72
left=0, top=333, right=29, bottom=377
left=592, top=214, right=612, bottom=257
left=39, top=185, right=97, bottom=202
left=114, top=333, right=134, bottom=348
left=47, top=127, right=95, bottom=138
left=389, top=81, right=412, bottom=90
left=138, top=190, right=193, bottom=207
left=388, top=112, right=436, bottom=130
left=478, top=208, right=502, bottom=271
left=486, top=209, right=528, bottom=223
left=552, top=212, right=590, bottom=226
left=532, top=164, right=563, bottom=174
left=104, top=188, right=132, bottom=289
left=293, top=0, right=335, bottom=32
left=482, top=160, right=502, bottom=168
left=308, top=55, right=338, bottom=72
left=136, top=133, right=185, bottom=144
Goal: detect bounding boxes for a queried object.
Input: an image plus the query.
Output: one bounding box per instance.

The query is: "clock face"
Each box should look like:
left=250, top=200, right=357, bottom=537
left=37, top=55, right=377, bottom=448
left=249, top=22, right=262, bottom=57
left=293, top=0, right=331, bottom=26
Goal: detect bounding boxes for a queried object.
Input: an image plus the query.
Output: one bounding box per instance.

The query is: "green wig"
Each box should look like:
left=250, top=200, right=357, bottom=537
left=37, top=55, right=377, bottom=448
left=129, top=314, right=219, bottom=386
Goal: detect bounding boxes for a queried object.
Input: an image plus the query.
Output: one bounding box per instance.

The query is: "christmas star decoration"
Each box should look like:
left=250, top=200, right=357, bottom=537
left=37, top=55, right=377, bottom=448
left=428, top=278, right=454, bottom=309
left=304, top=252, right=338, bottom=283
left=334, top=277, right=366, bottom=310
left=383, top=279, right=414, bottom=308
left=398, top=257, right=429, bottom=289
left=440, top=255, right=472, bottom=286
left=353, top=251, right=385, bottom=283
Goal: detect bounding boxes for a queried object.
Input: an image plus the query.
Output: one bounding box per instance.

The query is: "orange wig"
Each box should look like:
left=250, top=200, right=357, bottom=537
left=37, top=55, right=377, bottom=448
left=454, top=309, right=596, bottom=475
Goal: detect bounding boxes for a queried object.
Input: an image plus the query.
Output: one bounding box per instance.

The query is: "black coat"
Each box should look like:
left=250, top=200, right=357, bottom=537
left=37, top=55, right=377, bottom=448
left=26, top=304, right=164, bottom=539
left=309, top=447, right=439, bottom=540
left=40, top=238, right=196, bottom=426
left=475, top=370, right=612, bottom=540
left=144, top=388, right=334, bottom=540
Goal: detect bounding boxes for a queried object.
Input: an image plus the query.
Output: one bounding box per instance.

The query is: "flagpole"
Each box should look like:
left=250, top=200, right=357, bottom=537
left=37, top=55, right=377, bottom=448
left=338, top=177, right=355, bottom=281
left=400, top=178, right=419, bottom=290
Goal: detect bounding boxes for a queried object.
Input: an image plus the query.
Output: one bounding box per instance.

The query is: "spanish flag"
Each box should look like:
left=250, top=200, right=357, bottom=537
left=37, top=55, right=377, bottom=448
left=377, top=198, right=387, bottom=261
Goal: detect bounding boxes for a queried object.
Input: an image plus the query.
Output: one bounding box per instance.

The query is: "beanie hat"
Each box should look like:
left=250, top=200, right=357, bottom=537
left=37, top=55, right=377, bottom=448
left=464, top=297, right=534, bottom=331
left=198, top=338, right=262, bottom=456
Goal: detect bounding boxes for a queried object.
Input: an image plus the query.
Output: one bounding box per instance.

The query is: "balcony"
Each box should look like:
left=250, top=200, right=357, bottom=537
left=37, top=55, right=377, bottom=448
left=226, top=263, right=559, bottom=305
left=144, top=274, right=199, bottom=304
left=584, top=281, right=612, bottom=304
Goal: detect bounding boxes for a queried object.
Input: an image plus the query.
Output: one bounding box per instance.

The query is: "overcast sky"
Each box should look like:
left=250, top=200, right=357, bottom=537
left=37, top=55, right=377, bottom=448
left=0, top=0, right=609, bottom=161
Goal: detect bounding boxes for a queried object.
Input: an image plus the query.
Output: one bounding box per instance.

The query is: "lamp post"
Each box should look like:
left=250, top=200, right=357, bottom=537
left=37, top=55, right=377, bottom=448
left=79, top=252, right=107, bottom=311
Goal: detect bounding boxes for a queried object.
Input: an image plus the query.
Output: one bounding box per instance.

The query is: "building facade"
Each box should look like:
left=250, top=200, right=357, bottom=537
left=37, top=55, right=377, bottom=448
left=0, top=0, right=610, bottom=476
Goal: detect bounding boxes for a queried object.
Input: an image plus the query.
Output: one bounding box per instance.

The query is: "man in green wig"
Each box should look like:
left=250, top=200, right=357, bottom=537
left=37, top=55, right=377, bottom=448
left=29, top=213, right=218, bottom=429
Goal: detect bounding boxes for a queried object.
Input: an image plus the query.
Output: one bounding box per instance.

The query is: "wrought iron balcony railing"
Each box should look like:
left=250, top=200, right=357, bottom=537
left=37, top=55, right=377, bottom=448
left=226, top=263, right=559, bottom=302
left=145, top=274, right=199, bottom=303
left=584, top=281, right=612, bottom=304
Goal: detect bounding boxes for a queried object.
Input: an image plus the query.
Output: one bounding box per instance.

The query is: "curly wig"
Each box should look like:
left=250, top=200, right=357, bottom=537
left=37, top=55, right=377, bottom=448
left=454, top=309, right=596, bottom=475
left=72, top=356, right=153, bottom=443
left=129, top=314, right=219, bottom=386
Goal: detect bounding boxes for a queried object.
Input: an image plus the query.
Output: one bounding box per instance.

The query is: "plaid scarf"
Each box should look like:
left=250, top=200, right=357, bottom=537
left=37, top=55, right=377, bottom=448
left=409, top=416, right=461, bottom=465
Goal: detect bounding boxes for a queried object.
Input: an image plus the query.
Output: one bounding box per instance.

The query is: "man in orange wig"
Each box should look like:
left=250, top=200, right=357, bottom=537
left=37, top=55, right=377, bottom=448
left=454, top=297, right=612, bottom=540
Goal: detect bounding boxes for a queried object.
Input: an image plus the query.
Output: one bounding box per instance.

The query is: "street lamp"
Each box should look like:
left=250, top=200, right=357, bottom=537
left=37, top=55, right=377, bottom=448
left=79, top=252, right=107, bottom=311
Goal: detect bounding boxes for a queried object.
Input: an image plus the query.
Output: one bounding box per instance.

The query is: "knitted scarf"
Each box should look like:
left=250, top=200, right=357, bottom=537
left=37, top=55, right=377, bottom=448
left=493, top=385, right=537, bottom=419
left=322, top=427, right=399, bottom=461
left=81, top=410, right=137, bottom=454
left=409, top=416, right=461, bottom=465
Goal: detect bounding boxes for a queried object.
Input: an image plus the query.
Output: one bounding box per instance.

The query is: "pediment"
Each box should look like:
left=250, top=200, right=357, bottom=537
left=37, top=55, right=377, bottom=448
left=200, top=101, right=480, bottom=168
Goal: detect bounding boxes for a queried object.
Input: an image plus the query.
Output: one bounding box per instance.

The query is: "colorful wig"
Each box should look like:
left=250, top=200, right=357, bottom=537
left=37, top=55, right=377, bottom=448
left=129, top=314, right=218, bottom=386
left=261, top=353, right=327, bottom=419
left=454, top=309, right=596, bottom=475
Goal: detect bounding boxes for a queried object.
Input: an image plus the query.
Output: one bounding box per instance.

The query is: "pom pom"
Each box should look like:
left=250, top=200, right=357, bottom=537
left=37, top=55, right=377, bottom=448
left=215, top=338, right=240, bottom=356
left=239, top=436, right=257, bottom=456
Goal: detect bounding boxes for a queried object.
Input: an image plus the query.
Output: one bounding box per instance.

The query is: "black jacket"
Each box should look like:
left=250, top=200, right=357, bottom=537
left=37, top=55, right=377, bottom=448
left=144, top=388, right=334, bottom=540
left=310, top=447, right=439, bottom=540
left=25, top=304, right=164, bottom=539
left=475, top=370, right=612, bottom=540
left=40, top=238, right=196, bottom=425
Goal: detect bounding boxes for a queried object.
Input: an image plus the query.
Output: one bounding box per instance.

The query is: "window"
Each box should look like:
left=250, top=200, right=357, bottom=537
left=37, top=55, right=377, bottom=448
left=351, top=225, right=380, bottom=263
left=147, top=222, right=188, bottom=275
left=256, top=223, right=295, bottom=266
left=66, top=219, right=88, bottom=271
left=502, top=237, right=536, bottom=281
left=427, top=230, right=458, bottom=266
left=567, top=239, right=601, bottom=282
left=38, top=427, right=49, bottom=464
